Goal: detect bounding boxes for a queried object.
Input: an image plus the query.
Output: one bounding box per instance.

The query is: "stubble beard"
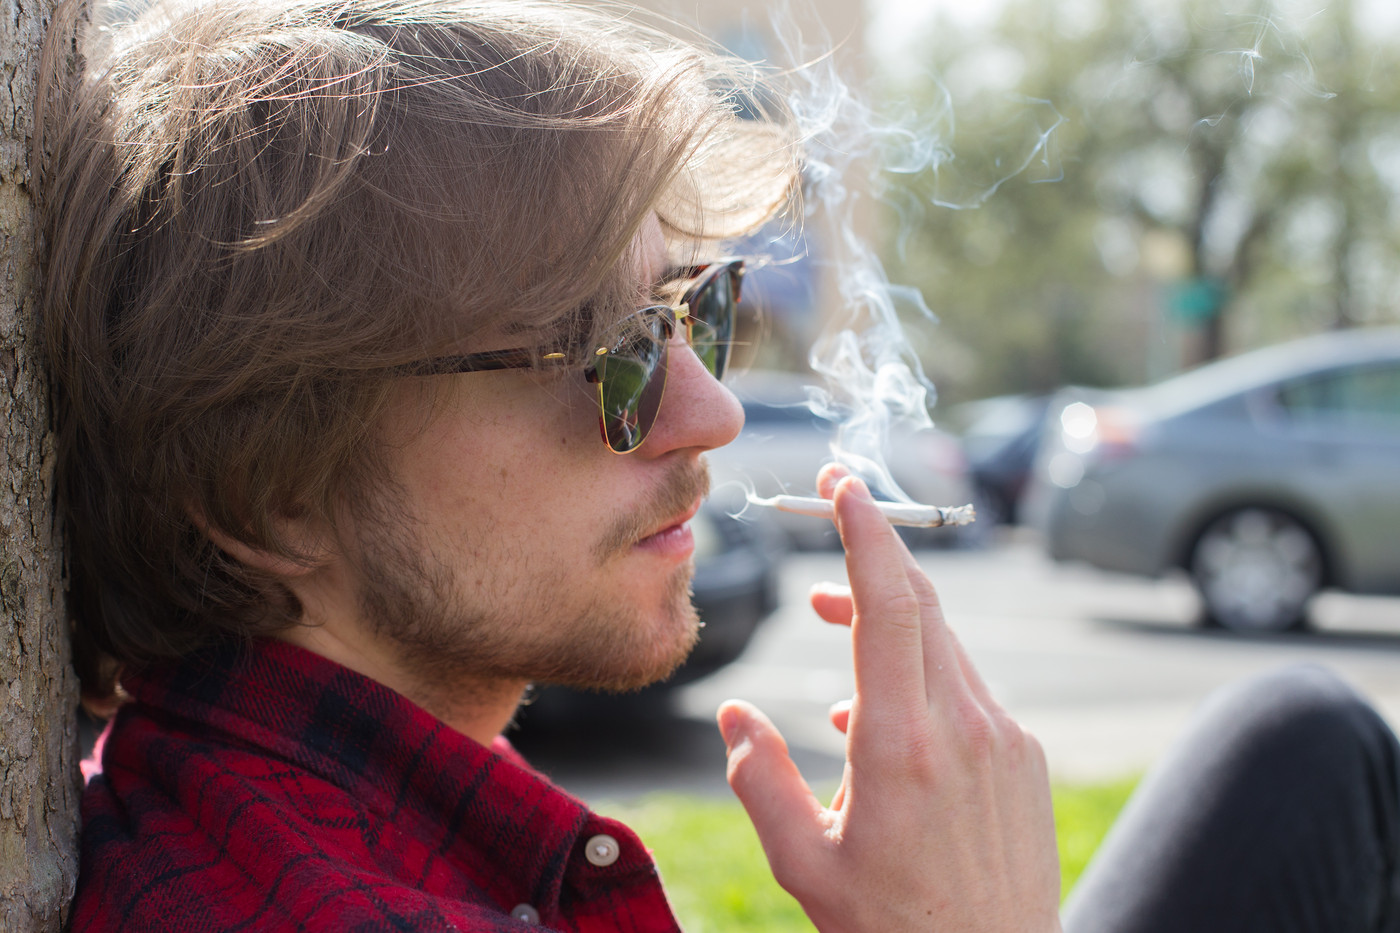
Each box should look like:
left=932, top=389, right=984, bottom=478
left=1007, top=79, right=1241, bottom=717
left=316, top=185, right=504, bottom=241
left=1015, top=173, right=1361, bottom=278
left=347, top=464, right=708, bottom=706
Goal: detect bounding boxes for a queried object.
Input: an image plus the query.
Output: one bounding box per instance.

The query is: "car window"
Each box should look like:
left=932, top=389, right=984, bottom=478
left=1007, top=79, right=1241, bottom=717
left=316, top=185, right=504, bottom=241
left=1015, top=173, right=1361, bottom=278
left=741, top=401, right=831, bottom=430
left=1276, top=364, right=1400, bottom=432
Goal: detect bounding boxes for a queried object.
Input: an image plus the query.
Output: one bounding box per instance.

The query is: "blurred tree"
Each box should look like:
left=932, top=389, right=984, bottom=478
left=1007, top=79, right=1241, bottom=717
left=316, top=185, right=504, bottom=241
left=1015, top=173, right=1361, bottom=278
left=880, top=0, right=1400, bottom=402
left=1, top=0, right=80, bottom=927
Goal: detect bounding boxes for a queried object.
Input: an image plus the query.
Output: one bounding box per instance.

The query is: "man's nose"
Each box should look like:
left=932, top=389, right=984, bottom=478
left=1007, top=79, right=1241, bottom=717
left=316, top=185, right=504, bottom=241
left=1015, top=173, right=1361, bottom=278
left=637, top=336, right=744, bottom=457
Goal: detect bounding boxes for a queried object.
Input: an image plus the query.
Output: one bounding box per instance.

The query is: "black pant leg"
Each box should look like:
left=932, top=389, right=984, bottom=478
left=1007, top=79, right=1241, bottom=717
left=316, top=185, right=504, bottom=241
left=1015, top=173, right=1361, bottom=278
left=1062, top=664, right=1400, bottom=933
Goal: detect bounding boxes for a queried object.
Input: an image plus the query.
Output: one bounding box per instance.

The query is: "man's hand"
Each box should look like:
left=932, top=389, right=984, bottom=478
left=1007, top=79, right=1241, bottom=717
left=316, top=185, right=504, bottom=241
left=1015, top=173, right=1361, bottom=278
left=718, top=467, right=1062, bottom=932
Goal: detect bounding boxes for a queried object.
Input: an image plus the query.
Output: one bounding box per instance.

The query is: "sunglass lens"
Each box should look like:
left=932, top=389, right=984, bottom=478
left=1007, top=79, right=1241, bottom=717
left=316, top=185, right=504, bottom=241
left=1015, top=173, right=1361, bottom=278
left=686, top=262, right=739, bottom=381
left=590, top=262, right=741, bottom=454
left=594, top=312, right=670, bottom=453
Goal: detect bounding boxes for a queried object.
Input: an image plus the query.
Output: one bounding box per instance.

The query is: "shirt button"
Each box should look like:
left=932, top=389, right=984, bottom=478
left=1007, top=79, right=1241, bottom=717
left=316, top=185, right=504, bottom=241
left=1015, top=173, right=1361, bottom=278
left=510, top=903, right=540, bottom=924
left=584, top=833, right=620, bottom=867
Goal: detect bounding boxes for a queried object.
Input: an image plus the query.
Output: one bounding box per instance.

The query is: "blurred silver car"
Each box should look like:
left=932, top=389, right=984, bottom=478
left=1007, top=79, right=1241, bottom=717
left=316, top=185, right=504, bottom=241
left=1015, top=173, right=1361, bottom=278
left=707, top=370, right=975, bottom=550
left=1024, top=328, right=1400, bottom=632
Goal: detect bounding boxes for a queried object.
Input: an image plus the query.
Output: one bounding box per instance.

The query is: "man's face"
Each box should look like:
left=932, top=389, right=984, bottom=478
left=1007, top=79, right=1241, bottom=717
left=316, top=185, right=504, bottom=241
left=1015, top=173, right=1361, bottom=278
left=330, top=218, right=745, bottom=701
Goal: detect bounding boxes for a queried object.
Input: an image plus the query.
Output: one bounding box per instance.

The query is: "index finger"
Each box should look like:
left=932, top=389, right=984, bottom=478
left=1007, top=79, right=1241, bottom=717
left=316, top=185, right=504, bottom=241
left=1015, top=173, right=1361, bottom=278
left=832, top=476, right=930, bottom=724
left=817, top=462, right=849, bottom=498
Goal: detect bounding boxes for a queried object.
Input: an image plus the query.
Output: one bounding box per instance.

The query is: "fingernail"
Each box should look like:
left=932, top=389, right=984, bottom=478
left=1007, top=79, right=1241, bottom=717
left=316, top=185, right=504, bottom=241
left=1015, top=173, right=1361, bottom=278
left=846, top=477, right=872, bottom=501
left=717, top=705, right=741, bottom=749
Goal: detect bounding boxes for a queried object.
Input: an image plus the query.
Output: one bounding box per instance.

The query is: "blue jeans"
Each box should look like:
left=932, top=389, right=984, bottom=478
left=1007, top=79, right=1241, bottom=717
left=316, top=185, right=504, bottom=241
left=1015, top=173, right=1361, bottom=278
left=1062, top=665, right=1400, bottom=933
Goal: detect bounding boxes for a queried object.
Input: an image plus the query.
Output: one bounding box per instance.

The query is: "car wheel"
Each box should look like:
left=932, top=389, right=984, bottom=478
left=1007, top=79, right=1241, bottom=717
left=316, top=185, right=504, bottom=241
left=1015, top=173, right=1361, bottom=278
left=1189, top=507, right=1323, bottom=633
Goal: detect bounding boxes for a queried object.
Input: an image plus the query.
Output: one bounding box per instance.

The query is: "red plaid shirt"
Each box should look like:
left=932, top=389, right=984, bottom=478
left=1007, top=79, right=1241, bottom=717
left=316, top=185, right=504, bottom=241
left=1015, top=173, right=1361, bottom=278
left=70, top=639, right=683, bottom=932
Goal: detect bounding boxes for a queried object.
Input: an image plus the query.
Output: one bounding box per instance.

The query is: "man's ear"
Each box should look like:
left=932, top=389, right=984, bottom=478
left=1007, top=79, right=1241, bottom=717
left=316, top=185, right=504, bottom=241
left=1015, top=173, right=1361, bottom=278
left=186, top=504, right=334, bottom=580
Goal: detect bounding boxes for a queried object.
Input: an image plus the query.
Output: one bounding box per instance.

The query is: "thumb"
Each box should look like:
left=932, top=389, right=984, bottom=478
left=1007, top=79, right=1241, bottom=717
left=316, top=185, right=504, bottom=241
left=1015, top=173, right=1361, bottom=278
left=718, top=700, right=826, bottom=860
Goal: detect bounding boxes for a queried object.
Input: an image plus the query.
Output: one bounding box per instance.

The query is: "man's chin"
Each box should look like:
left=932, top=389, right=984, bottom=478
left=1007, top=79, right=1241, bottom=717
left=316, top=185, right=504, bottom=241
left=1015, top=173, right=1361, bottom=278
left=559, top=565, right=702, bottom=693
left=537, top=614, right=701, bottom=694
left=382, top=564, right=703, bottom=699
left=553, top=656, right=691, bottom=695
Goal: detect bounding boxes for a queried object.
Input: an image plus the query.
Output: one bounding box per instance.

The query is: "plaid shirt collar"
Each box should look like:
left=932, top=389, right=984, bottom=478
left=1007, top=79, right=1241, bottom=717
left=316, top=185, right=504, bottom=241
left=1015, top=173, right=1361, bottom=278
left=76, top=638, right=681, bottom=932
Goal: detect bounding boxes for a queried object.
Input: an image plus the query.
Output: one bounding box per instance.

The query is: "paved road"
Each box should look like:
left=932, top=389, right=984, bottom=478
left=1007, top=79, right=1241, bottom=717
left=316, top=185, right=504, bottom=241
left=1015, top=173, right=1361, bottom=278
left=515, top=532, right=1400, bottom=801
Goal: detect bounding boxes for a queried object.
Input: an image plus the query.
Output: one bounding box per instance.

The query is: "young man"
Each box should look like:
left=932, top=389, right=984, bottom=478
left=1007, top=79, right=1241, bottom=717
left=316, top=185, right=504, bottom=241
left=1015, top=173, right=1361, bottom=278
left=42, top=0, right=1400, bottom=931
left=41, top=0, right=1061, bottom=929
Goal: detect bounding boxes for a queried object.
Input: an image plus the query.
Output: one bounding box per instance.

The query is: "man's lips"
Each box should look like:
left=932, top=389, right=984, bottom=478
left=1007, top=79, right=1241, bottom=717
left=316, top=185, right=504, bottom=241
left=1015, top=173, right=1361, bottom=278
left=594, top=464, right=710, bottom=562
left=635, top=499, right=702, bottom=548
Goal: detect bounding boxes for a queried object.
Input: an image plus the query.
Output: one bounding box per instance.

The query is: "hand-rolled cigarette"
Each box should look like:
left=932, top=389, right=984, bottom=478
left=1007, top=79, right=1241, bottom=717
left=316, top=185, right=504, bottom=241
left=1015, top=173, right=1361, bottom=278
left=759, top=494, right=976, bottom=528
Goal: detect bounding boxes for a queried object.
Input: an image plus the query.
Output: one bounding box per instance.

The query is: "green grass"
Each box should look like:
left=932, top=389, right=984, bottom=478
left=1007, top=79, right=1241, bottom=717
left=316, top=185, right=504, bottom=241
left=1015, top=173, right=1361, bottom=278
left=1054, top=776, right=1139, bottom=896
left=598, top=777, right=1138, bottom=933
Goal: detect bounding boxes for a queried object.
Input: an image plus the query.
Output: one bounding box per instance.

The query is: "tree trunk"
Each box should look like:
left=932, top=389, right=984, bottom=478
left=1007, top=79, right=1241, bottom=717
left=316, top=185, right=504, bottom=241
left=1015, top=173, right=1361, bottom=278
left=1, top=0, right=81, bottom=927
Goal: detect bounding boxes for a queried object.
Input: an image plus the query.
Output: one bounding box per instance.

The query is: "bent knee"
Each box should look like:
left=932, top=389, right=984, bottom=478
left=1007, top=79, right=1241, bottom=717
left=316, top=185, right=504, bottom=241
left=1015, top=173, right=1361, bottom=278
left=1201, top=665, right=1392, bottom=776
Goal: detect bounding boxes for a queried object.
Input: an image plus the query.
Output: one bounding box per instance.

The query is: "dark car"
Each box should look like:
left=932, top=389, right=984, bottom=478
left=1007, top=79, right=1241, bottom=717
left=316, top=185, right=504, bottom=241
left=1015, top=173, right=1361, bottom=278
left=952, top=394, right=1051, bottom=526
left=675, top=500, right=781, bottom=685
left=1024, top=328, right=1400, bottom=633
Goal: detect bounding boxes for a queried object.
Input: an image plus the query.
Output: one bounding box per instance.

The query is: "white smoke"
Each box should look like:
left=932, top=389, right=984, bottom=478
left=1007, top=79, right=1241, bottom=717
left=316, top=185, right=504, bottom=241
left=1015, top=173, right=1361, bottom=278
left=741, top=3, right=1062, bottom=503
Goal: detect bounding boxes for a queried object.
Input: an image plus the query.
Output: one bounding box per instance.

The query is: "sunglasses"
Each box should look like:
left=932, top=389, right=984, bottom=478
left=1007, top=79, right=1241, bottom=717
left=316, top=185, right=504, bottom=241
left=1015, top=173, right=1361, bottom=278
left=408, top=259, right=745, bottom=453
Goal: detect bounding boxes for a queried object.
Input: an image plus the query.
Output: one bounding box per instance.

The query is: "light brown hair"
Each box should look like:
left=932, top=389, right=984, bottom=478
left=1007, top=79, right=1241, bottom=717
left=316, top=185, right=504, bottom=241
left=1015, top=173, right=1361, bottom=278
left=38, top=0, right=798, bottom=703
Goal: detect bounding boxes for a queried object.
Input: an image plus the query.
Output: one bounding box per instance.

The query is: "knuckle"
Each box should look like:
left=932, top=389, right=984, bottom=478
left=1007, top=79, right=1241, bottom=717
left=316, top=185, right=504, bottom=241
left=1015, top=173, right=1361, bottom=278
left=1020, top=725, right=1049, bottom=770
left=766, top=845, right=799, bottom=889
left=908, top=572, right=943, bottom=613
left=953, top=699, right=996, bottom=759
left=897, top=730, right=943, bottom=783
left=866, top=716, right=941, bottom=783
left=879, top=587, right=924, bottom=626
left=1002, top=721, right=1027, bottom=758
left=767, top=840, right=833, bottom=902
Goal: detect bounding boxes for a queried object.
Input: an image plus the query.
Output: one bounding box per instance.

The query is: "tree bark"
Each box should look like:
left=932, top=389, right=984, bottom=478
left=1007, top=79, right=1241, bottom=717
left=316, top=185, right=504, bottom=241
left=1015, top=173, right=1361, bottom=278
left=1, top=0, right=81, bottom=927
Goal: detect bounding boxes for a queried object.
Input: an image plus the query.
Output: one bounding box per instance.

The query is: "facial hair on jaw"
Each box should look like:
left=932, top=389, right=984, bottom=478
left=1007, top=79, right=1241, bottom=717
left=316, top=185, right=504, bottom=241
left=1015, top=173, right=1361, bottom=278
left=348, top=461, right=712, bottom=705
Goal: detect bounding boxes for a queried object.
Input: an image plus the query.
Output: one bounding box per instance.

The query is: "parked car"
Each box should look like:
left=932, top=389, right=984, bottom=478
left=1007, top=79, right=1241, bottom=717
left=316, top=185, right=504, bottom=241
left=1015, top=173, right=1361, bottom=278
left=1023, top=328, right=1400, bottom=633
left=950, top=394, right=1051, bottom=526
left=707, top=370, right=975, bottom=549
left=679, top=500, right=781, bottom=684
